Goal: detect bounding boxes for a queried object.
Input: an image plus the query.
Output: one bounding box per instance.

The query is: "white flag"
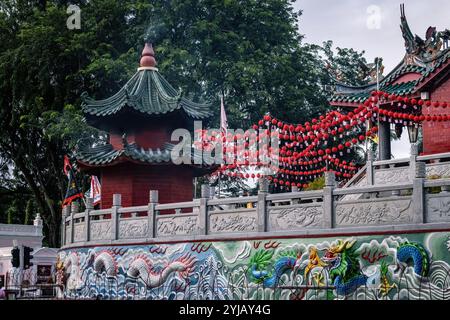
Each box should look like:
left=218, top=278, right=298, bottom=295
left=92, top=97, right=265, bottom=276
left=220, top=95, right=228, bottom=135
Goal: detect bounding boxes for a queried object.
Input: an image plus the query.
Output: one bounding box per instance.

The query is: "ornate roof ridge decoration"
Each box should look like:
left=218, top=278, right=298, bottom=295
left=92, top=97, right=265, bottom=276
left=80, top=41, right=212, bottom=120
left=328, top=5, right=450, bottom=105
left=400, top=3, right=450, bottom=67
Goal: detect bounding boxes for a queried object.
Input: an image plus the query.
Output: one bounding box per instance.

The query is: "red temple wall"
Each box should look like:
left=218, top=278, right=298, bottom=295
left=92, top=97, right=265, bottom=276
left=100, top=163, right=194, bottom=208
left=392, top=72, right=422, bottom=85
left=423, top=76, right=450, bottom=155
left=109, top=126, right=173, bottom=150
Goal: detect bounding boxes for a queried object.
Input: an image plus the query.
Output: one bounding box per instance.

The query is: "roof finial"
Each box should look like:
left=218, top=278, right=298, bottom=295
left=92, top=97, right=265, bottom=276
left=140, top=41, right=156, bottom=68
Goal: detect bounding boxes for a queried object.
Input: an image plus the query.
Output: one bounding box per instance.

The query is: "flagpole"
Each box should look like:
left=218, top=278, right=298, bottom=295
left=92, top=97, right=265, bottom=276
left=376, top=58, right=380, bottom=160
left=219, top=90, right=227, bottom=199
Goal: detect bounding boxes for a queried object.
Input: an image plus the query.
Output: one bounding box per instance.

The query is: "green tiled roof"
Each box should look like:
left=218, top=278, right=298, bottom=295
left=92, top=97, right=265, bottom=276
left=76, top=141, right=210, bottom=167
left=81, top=69, right=212, bottom=120
left=76, top=142, right=172, bottom=165
left=329, top=80, right=418, bottom=103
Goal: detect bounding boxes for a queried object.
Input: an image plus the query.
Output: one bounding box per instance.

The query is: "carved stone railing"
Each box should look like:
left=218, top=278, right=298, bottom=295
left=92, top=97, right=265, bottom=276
left=340, top=148, right=450, bottom=202
left=61, top=162, right=450, bottom=247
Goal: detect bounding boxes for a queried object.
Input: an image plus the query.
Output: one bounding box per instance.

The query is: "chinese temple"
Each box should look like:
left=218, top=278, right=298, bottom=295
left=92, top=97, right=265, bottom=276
left=329, top=4, right=450, bottom=158
left=75, top=41, right=213, bottom=208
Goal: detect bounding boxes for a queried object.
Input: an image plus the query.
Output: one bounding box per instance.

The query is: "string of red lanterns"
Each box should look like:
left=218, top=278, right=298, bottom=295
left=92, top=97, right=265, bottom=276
left=197, top=89, right=450, bottom=190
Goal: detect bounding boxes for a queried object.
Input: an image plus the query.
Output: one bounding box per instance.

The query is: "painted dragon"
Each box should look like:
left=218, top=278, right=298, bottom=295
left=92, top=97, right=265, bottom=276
left=249, top=249, right=300, bottom=287
left=322, top=240, right=368, bottom=296
left=126, top=253, right=197, bottom=288
left=396, top=241, right=430, bottom=277
left=321, top=240, right=430, bottom=297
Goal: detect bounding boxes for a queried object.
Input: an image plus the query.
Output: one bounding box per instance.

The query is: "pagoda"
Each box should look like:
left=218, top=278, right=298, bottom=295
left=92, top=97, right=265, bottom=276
left=328, top=4, right=450, bottom=158
left=76, top=41, right=213, bottom=208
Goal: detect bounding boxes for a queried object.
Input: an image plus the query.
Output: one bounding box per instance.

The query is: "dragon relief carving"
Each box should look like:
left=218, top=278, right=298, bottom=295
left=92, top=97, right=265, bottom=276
left=427, top=196, right=450, bottom=222
left=73, top=224, right=85, bottom=242
left=375, top=168, right=410, bottom=184
left=426, top=164, right=450, bottom=178
left=157, top=216, right=198, bottom=236
left=119, top=219, right=149, bottom=238
left=336, top=199, right=412, bottom=226
left=269, top=206, right=323, bottom=230
left=90, top=221, right=112, bottom=240
left=209, top=213, right=257, bottom=233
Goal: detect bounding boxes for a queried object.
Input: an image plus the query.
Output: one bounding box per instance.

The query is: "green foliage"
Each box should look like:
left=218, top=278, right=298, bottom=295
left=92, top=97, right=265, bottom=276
left=305, top=176, right=325, bottom=191
left=6, top=206, right=14, bottom=225
left=380, top=260, right=389, bottom=278
left=322, top=40, right=372, bottom=86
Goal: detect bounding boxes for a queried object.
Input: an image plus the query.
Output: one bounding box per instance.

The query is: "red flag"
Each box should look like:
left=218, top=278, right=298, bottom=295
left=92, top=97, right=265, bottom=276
left=63, top=155, right=72, bottom=176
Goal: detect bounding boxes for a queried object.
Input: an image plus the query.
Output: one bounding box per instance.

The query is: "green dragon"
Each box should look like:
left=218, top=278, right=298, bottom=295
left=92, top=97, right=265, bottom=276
left=322, top=240, right=368, bottom=296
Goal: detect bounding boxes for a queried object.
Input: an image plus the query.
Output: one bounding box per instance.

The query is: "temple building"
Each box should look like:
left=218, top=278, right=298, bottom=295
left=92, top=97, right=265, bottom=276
left=328, top=4, right=450, bottom=158
left=75, top=41, right=213, bottom=208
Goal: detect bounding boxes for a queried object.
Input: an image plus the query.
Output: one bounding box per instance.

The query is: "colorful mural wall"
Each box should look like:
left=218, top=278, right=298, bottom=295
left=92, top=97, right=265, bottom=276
left=57, top=231, right=450, bottom=300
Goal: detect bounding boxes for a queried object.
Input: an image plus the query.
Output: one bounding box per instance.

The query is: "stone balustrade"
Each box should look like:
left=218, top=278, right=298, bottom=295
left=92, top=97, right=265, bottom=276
left=345, top=148, right=450, bottom=189
left=61, top=160, right=450, bottom=248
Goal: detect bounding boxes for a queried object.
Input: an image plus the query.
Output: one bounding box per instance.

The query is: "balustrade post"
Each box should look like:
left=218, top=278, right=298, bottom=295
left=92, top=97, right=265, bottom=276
left=148, top=190, right=159, bottom=238
left=70, top=202, right=79, bottom=243
left=323, top=171, right=335, bottom=228
left=409, top=143, right=419, bottom=181
left=257, top=177, right=268, bottom=232
left=61, top=206, right=70, bottom=246
left=291, top=185, right=299, bottom=205
left=111, top=194, right=121, bottom=240
left=198, top=185, right=209, bottom=235
left=412, top=162, right=426, bottom=223
left=367, top=149, right=375, bottom=185
left=85, top=198, right=93, bottom=242
left=209, top=186, right=216, bottom=199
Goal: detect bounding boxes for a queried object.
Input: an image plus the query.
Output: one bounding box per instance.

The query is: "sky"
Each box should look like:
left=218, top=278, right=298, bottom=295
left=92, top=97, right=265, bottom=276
left=294, top=0, right=450, bottom=158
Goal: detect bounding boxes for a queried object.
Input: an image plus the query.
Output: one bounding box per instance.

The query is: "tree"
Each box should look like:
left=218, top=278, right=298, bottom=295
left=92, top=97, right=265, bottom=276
left=322, top=40, right=375, bottom=86
left=0, top=0, right=153, bottom=246
left=146, top=0, right=331, bottom=128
